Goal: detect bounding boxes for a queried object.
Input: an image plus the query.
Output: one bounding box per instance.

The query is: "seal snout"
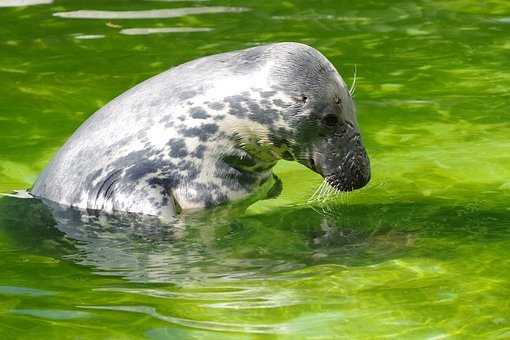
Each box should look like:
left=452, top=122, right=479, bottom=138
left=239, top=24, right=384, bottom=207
left=308, top=133, right=371, bottom=192
left=325, top=148, right=371, bottom=191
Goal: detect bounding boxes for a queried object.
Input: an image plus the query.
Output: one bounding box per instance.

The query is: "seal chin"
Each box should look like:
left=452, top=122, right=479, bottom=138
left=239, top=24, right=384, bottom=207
left=325, top=170, right=370, bottom=192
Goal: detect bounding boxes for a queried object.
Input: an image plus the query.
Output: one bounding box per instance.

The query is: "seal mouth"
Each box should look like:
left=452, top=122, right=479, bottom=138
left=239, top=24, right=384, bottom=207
left=305, top=150, right=371, bottom=192
left=325, top=170, right=370, bottom=192
left=298, top=129, right=371, bottom=192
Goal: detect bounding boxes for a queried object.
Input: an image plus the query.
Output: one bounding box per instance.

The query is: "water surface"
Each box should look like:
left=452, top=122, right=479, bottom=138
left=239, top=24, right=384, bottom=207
left=1, top=0, right=509, bottom=338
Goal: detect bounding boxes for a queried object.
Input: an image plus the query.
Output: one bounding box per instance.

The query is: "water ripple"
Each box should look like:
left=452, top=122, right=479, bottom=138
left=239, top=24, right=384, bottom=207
left=12, top=309, right=91, bottom=320
left=495, top=17, right=510, bottom=24
left=95, top=285, right=305, bottom=310
left=79, top=305, right=288, bottom=334
left=0, top=0, right=52, bottom=7
left=120, top=27, right=213, bottom=35
left=149, top=0, right=209, bottom=2
left=73, top=34, right=106, bottom=40
left=53, top=7, right=249, bottom=19
left=0, top=285, right=55, bottom=297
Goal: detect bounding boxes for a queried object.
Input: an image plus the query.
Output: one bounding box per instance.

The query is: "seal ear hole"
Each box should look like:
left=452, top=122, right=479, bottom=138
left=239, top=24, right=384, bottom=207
left=335, top=96, right=341, bottom=105
left=322, top=114, right=339, bottom=127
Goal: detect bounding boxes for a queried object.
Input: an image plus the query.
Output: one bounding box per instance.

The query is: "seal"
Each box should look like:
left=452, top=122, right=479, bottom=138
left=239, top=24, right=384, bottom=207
left=31, top=42, right=370, bottom=218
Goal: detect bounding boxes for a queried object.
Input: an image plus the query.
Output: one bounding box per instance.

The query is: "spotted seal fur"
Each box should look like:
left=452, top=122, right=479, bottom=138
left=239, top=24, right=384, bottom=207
left=31, top=42, right=370, bottom=218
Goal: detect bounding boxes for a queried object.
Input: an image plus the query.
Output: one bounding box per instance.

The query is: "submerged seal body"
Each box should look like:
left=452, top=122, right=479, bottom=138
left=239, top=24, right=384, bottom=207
left=31, top=42, right=370, bottom=218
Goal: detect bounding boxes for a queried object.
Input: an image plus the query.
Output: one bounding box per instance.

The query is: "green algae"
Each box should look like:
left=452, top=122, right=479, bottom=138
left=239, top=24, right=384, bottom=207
left=1, top=0, right=509, bottom=338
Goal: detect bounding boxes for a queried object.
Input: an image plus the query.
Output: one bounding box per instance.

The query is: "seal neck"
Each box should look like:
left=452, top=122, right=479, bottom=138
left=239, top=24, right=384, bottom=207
left=172, top=138, right=278, bottom=211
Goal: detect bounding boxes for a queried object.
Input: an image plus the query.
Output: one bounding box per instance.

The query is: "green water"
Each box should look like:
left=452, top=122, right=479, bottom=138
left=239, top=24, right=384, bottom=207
left=1, top=0, right=509, bottom=338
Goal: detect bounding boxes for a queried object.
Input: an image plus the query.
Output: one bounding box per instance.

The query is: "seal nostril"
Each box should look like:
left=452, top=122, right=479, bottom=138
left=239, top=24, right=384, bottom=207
left=309, top=158, right=316, bottom=170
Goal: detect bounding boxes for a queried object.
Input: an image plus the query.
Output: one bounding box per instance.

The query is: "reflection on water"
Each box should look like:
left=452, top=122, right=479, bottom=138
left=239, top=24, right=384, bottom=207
left=120, top=27, right=213, bottom=35
left=0, top=0, right=52, bottom=7
left=53, top=7, right=250, bottom=19
left=1, top=194, right=509, bottom=337
left=1, top=196, right=416, bottom=283
left=150, top=0, right=210, bottom=2
left=73, top=34, right=106, bottom=40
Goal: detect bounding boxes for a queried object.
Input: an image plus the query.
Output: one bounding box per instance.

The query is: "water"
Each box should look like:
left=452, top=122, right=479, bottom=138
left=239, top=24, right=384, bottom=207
left=1, top=0, right=509, bottom=338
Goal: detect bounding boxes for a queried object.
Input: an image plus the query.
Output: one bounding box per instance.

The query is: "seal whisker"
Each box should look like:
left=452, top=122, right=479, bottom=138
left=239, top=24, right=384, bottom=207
left=309, top=180, right=325, bottom=202
left=349, top=64, right=357, bottom=97
left=319, top=180, right=330, bottom=201
left=320, top=181, right=329, bottom=197
left=309, top=179, right=328, bottom=203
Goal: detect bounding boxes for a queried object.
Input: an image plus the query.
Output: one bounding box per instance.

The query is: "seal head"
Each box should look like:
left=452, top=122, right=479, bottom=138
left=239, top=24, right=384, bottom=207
left=264, top=43, right=371, bottom=192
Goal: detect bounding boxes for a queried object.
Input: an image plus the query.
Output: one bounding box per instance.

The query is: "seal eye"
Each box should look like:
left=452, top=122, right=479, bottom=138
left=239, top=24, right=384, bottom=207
left=322, top=114, right=338, bottom=127
left=335, top=96, right=341, bottom=105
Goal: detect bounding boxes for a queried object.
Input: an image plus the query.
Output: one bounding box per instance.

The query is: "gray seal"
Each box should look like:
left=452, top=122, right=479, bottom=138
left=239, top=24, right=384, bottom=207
left=31, top=42, right=370, bottom=218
